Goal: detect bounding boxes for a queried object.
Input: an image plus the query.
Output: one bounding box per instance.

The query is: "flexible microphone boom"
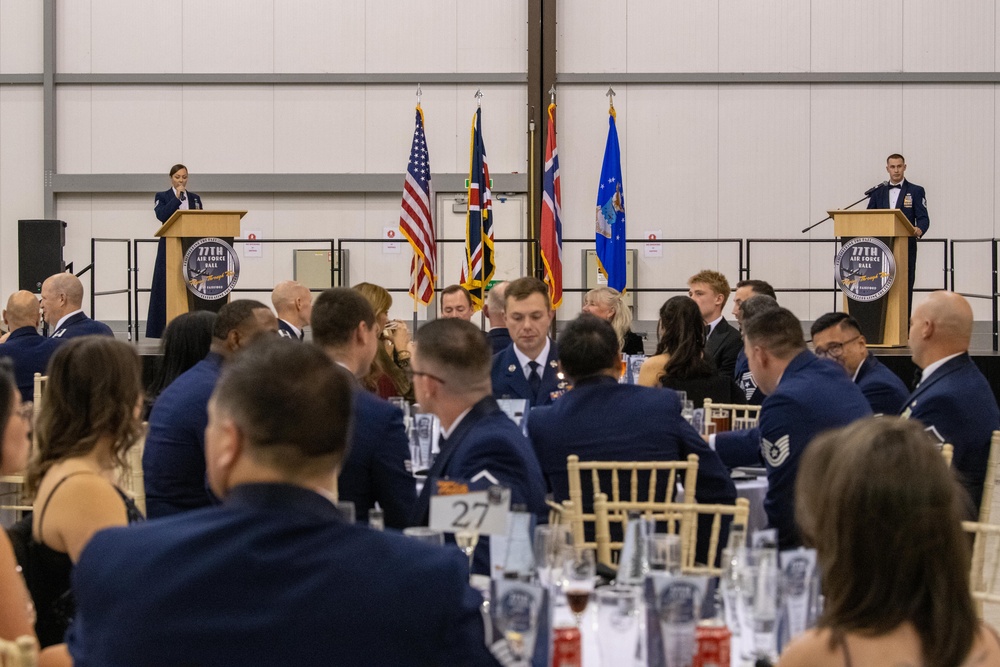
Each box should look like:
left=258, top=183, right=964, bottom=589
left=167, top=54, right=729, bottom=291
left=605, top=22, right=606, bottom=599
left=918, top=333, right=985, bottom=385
left=864, top=181, right=888, bottom=196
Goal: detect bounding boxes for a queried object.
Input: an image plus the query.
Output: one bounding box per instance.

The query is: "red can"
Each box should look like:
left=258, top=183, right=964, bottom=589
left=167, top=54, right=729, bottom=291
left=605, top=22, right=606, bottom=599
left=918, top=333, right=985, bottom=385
left=551, top=625, right=582, bottom=667
left=693, top=622, right=731, bottom=667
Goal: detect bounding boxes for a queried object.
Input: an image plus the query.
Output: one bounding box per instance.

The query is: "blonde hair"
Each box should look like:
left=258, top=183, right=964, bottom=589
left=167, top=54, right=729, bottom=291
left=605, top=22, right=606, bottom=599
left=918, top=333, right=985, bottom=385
left=585, top=287, right=632, bottom=351
left=352, top=282, right=392, bottom=318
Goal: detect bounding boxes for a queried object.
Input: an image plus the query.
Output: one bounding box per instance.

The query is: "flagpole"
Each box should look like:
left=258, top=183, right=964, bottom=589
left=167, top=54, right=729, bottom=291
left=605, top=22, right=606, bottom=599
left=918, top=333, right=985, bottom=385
left=529, top=111, right=536, bottom=280
left=412, top=84, right=422, bottom=333
left=475, top=88, right=485, bottom=329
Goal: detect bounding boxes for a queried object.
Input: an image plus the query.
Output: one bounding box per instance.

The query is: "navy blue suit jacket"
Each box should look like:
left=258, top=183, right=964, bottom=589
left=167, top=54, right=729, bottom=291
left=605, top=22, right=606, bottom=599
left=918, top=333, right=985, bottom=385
left=707, top=317, right=742, bottom=378
left=734, top=349, right=765, bottom=405
left=867, top=179, right=929, bottom=300
left=67, top=483, right=498, bottom=667
left=486, top=327, right=512, bottom=355
left=491, top=342, right=563, bottom=407
left=50, top=312, right=113, bottom=339
left=338, top=388, right=416, bottom=530
left=855, top=353, right=909, bottom=415
left=148, top=189, right=203, bottom=339
left=0, top=326, right=63, bottom=402
left=143, top=352, right=223, bottom=518
left=414, top=396, right=547, bottom=574
left=716, top=350, right=872, bottom=548
left=903, top=353, right=1000, bottom=511
left=277, top=319, right=303, bottom=341
left=154, top=188, right=203, bottom=224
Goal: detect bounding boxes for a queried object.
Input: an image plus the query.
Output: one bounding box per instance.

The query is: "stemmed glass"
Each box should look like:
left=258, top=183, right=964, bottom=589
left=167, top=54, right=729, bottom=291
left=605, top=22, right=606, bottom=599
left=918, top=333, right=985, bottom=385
left=455, top=528, right=479, bottom=576
left=561, top=548, right=596, bottom=626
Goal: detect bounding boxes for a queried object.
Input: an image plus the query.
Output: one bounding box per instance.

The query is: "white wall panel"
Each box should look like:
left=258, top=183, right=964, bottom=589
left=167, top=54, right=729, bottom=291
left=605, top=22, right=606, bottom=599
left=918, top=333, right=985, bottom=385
left=182, top=0, right=274, bottom=73
left=274, top=0, right=365, bottom=73
left=0, top=86, right=44, bottom=302
left=902, top=0, right=994, bottom=72
left=364, top=86, right=456, bottom=174
left=274, top=86, right=366, bottom=173
left=556, top=0, right=626, bottom=74
left=90, top=2, right=179, bottom=73
left=182, top=86, right=274, bottom=173
left=458, top=1, right=528, bottom=73
left=0, top=0, right=42, bottom=73
left=53, top=195, right=94, bottom=310
left=718, top=0, right=810, bottom=73
left=626, top=0, right=719, bottom=73
left=364, top=0, right=457, bottom=73
left=456, top=86, right=527, bottom=175
left=55, top=86, right=93, bottom=173
left=55, top=0, right=92, bottom=74
left=91, top=86, right=184, bottom=173
left=810, top=0, right=903, bottom=73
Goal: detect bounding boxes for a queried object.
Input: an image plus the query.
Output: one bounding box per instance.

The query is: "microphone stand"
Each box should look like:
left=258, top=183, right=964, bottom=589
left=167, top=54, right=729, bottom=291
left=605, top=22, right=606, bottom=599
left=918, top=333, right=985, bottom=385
left=801, top=194, right=870, bottom=234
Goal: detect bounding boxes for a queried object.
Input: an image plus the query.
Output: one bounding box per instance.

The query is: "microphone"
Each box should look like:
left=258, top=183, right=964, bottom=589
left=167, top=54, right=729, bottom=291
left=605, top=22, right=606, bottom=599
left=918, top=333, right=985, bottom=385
left=864, top=181, right=887, bottom=196
left=179, top=191, right=186, bottom=202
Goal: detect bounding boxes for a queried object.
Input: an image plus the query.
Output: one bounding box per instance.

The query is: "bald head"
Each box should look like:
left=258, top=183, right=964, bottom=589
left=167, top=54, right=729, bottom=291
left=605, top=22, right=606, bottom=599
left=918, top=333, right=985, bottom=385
left=271, top=280, right=313, bottom=329
left=40, top=273, right=84, bottom=324
left=3, top=291, right=41, bottom=330
left=485, top=281, right=508, bottom=327
left=908, top=291, right=973, bottom=368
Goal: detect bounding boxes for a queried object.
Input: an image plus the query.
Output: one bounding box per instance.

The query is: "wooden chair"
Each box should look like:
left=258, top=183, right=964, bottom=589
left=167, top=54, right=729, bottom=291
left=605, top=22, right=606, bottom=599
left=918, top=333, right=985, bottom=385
left=0, top=634, right=39, bottom=666
left=963, top=520, right=1000, bottom=617
left=941, top=443, right=954, bottom=468
left=564, top=454, right=699, bottom=552
left=116, top=423, right=148, bottom=516
left=978, top=431, right=1000, bottom=523
left=703, top=399, right=761, bottom=435
left=593, top=494, right=750, bottom=575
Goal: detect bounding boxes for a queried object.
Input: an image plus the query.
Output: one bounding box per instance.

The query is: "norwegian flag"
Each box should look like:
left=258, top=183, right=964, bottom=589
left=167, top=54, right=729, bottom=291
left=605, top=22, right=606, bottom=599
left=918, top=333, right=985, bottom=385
left=398, top=106, right=436, bottom=305
left=460, top=106, right=494, bottom=311
left=540, top=103, right=563, bottom=308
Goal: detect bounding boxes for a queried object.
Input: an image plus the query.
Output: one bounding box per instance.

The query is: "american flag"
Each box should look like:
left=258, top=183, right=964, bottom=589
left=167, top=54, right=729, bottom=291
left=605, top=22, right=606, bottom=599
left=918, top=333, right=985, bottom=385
left=399, top=106, right=436, bottom=305
left=460, top=106, right=494, bottom=311
left=540, top=102, right=563, bottom=308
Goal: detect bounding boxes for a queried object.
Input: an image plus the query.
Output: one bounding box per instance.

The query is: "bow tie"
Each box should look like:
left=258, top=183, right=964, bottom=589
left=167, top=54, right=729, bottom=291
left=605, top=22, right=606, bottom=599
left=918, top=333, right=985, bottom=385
left=888, top=183, right=902, bottom=190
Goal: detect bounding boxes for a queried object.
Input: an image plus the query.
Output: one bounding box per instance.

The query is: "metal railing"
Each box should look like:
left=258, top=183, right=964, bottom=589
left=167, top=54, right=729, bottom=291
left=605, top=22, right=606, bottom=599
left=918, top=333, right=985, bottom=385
left=950, top=238, right=999, bottom=351
left=88, top=237, right=133, bottom=338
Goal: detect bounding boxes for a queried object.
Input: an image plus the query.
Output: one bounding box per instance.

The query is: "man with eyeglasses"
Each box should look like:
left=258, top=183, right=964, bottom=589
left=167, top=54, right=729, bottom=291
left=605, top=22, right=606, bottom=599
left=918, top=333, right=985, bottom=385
left=810, top=312, right=909, bottom=415
left=410, top=317, right=547, bottom=574
left=310, top=287, right=415, bottom=529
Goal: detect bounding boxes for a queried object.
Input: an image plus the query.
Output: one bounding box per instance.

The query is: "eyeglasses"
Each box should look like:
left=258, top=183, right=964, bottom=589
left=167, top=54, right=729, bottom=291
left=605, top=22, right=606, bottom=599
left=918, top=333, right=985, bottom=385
left=404, top=368, right=447, bottom=385
left=813, top=335, right=861, bottom=359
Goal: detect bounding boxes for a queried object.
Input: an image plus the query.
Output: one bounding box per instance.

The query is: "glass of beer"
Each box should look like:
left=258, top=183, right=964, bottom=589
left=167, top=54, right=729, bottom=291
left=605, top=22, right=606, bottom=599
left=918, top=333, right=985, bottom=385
left=561, top=548, right=596, bottom=626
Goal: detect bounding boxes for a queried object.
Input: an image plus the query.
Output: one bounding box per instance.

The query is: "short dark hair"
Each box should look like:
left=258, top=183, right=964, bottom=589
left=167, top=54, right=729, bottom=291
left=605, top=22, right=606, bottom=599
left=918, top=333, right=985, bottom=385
left=413, top=318, right=492, bottom=389
left=735, top=279, right=776, bottom=300
left=213, top=300, right=270, bottom=341
left=441, top=284, right=473, bottom=307
left=505, top=276, right=551, bottom=310
left=887, top=153, right=905, bottom=163
left=739, top=295, right=780, bottom=322
left=797, top=418, right=975, bottom=667
left=742, top=306, right=805, bottom=359
left=213, top=338, right=354, bottom=474
left=557, top=315, right=620, bottom=381
left=169, top=163, right=187, bottom=177
left=809, top=311, right=862, bottom=339
left=310, top=288, right=376, bottom=348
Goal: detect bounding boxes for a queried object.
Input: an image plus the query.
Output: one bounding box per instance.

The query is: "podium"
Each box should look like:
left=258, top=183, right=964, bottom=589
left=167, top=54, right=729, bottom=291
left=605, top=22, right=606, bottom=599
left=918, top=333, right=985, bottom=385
left=828, top=209, right=917, bottom=347
left=155, top=210, right=246, bottom=324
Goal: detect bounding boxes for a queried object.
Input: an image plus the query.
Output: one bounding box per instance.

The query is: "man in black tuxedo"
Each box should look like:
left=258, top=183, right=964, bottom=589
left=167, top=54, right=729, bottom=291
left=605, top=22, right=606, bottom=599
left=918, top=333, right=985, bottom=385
left=866, top=153, right=930, bottom=311
left=689, top=269, right=741, bottom=378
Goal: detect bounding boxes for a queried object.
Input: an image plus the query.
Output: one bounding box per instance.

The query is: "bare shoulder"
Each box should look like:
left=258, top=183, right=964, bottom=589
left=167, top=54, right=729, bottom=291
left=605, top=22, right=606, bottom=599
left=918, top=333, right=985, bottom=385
left=637, top=354, right=668, bottom=388
left=777, top=629, right=841, bottom=667
left=966, top=625, right=1000, bottom=666
left=34, top=469, right=129, bottom=560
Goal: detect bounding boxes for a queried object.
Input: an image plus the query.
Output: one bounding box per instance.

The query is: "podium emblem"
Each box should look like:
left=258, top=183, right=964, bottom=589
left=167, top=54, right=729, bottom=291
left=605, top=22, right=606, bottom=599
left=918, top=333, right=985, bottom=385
left=835, top=237, right=895, bottom=303
left=183, top=237, right=240, bottom=300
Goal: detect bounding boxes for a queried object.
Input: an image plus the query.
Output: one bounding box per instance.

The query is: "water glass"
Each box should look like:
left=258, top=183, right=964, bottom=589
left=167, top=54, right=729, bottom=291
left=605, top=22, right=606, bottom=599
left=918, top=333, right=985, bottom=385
left=403, top=526, right=444, bottom=546
left=596, top=585, right=643, bottom=666
left=533, top=524, right=572, bottom=586
left=648, top=533, right=682, bottom=574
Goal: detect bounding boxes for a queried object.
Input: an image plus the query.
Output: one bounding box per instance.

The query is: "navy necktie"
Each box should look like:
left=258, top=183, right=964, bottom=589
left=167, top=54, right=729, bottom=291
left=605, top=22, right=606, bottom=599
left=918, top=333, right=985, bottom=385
left=528, top=360, right=542, bottom=395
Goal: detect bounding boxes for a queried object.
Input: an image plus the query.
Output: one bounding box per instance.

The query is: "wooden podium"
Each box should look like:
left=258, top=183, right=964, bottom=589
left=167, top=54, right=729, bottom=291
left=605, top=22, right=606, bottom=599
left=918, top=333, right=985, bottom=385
left=828, top=209, right=917, bottom=347
left=155, top=210, right=246, bottom=324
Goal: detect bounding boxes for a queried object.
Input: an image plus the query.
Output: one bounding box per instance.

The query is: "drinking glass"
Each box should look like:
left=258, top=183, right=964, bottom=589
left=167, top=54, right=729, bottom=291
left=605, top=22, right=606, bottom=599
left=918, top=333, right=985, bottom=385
left=455, top=528, right=479, bottom=575
left=403, top=527, right=444, bottom=546
left=596, top=585, right=642, bottom=667
left=334, top=500, right=356, bottom=523
left=561, top=548, right=596, bottom=625
left=648, top=533, right=682, bottom=574
left=534, top=524, right=572, bottom=587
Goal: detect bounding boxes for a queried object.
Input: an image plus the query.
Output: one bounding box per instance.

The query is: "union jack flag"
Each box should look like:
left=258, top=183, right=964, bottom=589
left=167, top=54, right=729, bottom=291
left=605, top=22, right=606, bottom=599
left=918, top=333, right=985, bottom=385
left=460, top=106, right=494, bottom=311
left=540, top=102, right=563, bottom=308
left=399, top=106, right=436, bottom=305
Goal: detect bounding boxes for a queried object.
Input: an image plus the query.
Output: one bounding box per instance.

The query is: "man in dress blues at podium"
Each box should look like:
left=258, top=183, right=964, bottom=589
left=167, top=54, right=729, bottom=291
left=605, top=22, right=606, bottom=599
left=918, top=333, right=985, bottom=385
left=40, top=273, right=114, bottom=339
left=491, top=277, right=564, bottom=407
left=866, top=153, right=929, bottom=311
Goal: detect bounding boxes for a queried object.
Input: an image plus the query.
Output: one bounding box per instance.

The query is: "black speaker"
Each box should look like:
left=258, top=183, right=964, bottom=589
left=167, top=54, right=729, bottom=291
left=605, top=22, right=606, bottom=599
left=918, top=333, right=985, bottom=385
left=18, top=219, right=67, bottom=293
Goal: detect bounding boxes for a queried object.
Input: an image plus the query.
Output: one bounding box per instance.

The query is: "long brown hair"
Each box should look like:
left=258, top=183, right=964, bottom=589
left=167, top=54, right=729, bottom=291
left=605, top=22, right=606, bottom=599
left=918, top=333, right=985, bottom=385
left=26, top=337, right=144, bottom=496
left=352, top=282, right=408, bottom=396
left=656, top=296, right=714, bottom=379
left=796, top=418, right=976, bottom=666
